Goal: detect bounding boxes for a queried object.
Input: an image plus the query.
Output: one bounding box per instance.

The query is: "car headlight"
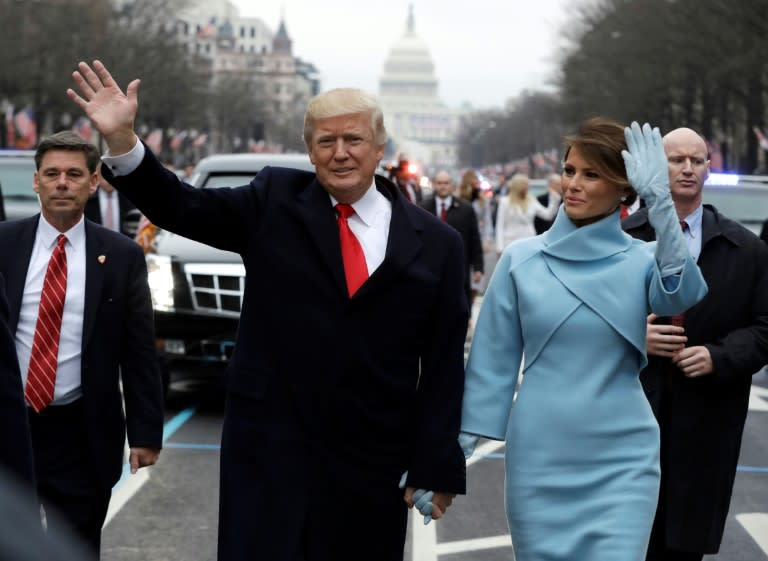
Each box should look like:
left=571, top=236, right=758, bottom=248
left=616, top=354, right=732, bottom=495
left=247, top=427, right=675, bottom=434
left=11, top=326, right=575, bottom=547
left=146, top=253, right=174, bottom=311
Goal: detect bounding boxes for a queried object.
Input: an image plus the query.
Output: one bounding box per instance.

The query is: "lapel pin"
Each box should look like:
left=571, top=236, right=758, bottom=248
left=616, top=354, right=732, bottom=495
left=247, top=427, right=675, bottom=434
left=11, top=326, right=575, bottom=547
left=98, top=255, right=106, bottom=264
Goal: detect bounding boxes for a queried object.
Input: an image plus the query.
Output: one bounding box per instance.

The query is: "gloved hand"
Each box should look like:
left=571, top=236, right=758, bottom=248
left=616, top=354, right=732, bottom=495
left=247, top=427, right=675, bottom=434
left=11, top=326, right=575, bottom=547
left=621, top=122, right=669, bottom=207
left=622, top=122, right=688, bottom=276
left=398, top=471, right=433, bottom=525
left=459, top=431, right=479, bottom=459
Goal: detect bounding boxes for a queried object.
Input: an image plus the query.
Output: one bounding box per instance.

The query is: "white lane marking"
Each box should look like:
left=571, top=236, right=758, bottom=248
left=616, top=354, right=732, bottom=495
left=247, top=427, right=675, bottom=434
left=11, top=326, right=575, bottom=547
left=437, top=535, right=512, bottom=554
left=411, top=511, right=437, bottom=561
left=411, top=439, right=507, bottom=559
left=736, top=513, right=768, bottom=555
left=104, top=466, right=150, bottom=526
left=748, top=385, right=768, bottom=412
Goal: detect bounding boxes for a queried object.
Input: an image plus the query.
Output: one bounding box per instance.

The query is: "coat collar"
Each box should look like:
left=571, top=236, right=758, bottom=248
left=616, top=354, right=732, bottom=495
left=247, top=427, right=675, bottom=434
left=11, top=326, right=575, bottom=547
left=542, top=206, right=632, bottom=261
left=296, top=174, right=424, bottom=299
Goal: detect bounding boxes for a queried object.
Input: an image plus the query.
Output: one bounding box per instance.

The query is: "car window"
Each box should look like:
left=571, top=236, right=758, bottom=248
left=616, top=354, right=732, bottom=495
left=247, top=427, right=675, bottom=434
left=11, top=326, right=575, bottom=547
left=0, top=160, right=37, bottom=198
left=199, top=173, right=260, bottom=189
left=702, top=184, right=768, bottom=232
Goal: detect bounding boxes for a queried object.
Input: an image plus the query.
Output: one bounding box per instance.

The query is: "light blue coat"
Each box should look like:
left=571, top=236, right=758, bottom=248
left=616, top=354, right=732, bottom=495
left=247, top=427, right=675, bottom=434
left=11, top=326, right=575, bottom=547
left=462, top=207, right=707, bottom=561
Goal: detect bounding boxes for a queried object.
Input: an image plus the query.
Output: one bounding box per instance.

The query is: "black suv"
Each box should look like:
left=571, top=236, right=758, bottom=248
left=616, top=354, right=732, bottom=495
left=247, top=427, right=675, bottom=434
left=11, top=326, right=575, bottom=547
left=147, top=153, right=315, bottom=392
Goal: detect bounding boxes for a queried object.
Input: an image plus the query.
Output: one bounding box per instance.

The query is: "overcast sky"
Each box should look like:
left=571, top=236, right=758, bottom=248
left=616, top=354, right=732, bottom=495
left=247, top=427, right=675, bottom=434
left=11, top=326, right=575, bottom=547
left=230, top=0, right=568, bottom=110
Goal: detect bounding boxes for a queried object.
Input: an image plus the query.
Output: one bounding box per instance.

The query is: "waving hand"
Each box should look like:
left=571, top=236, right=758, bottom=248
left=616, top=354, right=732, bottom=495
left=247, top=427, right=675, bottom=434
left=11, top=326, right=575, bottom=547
left=67, top=60, right=140, bottom=155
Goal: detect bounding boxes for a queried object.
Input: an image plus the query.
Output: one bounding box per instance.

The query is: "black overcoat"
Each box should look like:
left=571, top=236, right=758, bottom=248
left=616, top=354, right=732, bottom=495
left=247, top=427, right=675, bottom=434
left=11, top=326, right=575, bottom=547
left=106, top=147, right=468, bottom=560
left=623, top=204, right=768, bottom=552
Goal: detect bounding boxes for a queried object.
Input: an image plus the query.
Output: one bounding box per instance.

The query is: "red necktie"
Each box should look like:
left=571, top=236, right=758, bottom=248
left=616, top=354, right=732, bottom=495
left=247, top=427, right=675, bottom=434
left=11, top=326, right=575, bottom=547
left=620, top=205, right=630, bottom=219
left=670, top=220, right=689, bottom=327
left=26, top=234, right=68, bottom=412
left=440, top=201, right=448, bottom=222
left=335, top=204, right=368, bottom=297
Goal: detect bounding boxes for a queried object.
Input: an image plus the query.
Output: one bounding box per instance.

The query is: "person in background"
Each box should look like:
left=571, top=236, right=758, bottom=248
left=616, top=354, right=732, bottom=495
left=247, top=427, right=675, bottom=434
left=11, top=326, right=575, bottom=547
left=460, top=118, right=707, bottom=561
left=0, top=271, right=34, bottom=490
left=68, top=59, right=467, bottom=561
left=84, top=163, right=137, bottom=237
left=420, top=170, right=483, bottom=309
left=0, top=131, right=163, bottom=557
left=457, top=170, right=493, bottom=303
left=495, top=172, right=560, bottom=255
left=533, top=173, right=562, bottom=234
left=622, top=126, right=768, bottom=561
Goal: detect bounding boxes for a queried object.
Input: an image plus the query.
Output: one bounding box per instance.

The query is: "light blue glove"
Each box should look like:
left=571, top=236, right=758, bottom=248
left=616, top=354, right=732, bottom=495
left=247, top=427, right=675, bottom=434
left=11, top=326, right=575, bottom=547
left=622, top=122, right=688, bottom=276
left=398, top=471, right=433, bottom=525
left=459, top=431, right=479, bottom=459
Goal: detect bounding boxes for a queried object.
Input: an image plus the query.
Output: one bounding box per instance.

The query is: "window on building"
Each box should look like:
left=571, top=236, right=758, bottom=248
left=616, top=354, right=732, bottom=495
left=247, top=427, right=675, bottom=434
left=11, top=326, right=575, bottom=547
left=251, top=27, right=255, bottom=38
left=240, top=26, right=245, bottom=37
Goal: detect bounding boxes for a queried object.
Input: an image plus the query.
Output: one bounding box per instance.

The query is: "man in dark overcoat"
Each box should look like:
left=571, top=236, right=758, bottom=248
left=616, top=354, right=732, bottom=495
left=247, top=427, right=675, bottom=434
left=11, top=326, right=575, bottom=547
left=68, top=60, right=468, bottom=561
left=623, top=127, right=768, bottom=561
left=419, top=170, right=483, bottom=308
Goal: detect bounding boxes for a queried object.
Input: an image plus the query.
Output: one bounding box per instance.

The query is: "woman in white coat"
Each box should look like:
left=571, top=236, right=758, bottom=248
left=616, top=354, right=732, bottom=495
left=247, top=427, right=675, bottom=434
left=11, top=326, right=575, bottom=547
left=494, top=173, right=560, bottom=254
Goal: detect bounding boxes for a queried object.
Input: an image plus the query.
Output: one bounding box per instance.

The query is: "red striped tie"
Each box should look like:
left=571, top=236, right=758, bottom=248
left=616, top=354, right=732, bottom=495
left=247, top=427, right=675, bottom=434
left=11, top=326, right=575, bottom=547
left=26, top=234, right=67, bottom=412
left=335, top=204, right=368, bottom=297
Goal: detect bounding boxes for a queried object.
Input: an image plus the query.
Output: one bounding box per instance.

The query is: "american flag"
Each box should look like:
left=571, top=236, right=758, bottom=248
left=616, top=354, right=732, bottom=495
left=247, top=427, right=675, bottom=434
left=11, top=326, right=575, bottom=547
left=144, top=128, right=163, bottom=153
left=72, top=117, right=93, bottom=142
left=14, top=106, right=37, bottom=149
left=4, top=105, right=15, bottom=147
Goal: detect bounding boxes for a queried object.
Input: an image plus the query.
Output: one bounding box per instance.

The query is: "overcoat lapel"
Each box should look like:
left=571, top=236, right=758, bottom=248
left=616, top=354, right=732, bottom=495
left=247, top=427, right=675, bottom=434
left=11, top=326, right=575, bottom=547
left=296, top=179, right=347, bottom=295
left=355, top=179, right=423, bottom=298
left=82, top=221, right=105, bottom=347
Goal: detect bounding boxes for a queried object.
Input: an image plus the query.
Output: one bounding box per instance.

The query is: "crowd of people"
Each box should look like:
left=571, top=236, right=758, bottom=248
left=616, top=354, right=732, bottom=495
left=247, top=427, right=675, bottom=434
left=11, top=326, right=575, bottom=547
left=0, top=57, right=764, bottom=561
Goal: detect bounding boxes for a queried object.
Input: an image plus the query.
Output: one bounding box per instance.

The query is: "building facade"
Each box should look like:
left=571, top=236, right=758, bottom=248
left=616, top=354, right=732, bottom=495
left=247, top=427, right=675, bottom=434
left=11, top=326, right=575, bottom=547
left=378, top=5, right=460, bottom=169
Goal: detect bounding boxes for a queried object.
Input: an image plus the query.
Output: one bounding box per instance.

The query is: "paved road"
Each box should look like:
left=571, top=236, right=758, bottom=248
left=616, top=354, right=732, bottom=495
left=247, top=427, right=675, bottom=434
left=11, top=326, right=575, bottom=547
left=101, top=357, right=768, bottom=560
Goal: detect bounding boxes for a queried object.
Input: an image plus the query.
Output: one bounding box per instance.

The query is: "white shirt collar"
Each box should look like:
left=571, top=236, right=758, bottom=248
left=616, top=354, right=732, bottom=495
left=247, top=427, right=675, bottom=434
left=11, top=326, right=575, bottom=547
left=329, top=179, right=387, bottom=227
left=38, top=213, right=86, bottom=250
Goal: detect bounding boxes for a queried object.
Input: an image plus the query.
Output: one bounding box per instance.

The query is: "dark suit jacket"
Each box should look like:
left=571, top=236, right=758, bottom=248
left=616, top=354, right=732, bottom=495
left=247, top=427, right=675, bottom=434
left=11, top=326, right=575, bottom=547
left=623, top=205, right=768, bottom=552
left=105, top=147, right=468, bottom=558
left=84, top=188, right=138, bottom=237
left=0, top=216, right=163, bottom=491
left=419, top=196, right=483, bottom=302
left=0, top=272, right=34, bottom=489
left=533, top=192, right=555, bottom=234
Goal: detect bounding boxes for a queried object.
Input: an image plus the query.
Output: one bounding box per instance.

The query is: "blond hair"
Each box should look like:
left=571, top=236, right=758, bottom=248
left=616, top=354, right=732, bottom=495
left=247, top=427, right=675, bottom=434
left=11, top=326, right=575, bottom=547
left=303, top=88, right=387, bottom=147
left=506, top=173, right=532, bottom=211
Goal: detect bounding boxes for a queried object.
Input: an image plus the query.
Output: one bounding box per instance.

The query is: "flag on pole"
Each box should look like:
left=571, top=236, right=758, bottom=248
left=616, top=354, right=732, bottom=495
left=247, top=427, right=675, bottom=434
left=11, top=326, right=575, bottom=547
left=4, top=105, right=15, bottom=148
left=72, top=117, right=93, bottom=142
left=144, top=128, right=163, bottom=153
left=14, top=106, right=37, bottom=149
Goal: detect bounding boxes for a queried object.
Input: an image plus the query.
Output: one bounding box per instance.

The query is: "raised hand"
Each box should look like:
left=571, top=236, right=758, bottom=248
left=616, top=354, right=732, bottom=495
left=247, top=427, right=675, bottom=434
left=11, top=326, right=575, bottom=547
left=621, top=121, right=669, bottom=206
left=66, top=60, right=140, bottom=155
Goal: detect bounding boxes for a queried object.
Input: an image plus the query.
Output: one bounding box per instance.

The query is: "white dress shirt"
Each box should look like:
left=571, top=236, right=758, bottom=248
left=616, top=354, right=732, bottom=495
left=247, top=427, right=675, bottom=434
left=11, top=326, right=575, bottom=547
left=680, top=204, right=704, bottom=263
left=16, top=216, right=87, bottom=405
left=98, top=188, right=120, bottom=231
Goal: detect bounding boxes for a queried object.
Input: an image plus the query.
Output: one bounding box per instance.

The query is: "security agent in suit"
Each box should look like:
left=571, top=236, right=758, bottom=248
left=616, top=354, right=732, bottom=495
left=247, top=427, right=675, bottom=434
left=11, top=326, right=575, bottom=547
left=84, top=163, right=137, bottom=237
left=533, top=173, right=561, bottom=234
left=69, top=60, right=468, bottom=561
left=0, top=271, right=35, bottom=490
left=419, top=170, right=483, bottom=308
left=0, top=131, right=164, bottom=556
left=623, top=127, right=768, bottom=561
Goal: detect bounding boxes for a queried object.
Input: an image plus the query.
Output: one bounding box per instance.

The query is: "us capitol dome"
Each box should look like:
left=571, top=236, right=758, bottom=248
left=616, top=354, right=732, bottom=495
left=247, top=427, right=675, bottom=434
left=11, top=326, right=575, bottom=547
left=378, top=4, right=459, bottom=168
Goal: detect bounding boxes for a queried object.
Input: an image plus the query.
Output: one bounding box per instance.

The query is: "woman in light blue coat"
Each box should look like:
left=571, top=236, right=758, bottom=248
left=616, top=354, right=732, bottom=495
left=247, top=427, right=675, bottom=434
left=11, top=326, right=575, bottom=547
left=459, top=119, right=708, bottom=561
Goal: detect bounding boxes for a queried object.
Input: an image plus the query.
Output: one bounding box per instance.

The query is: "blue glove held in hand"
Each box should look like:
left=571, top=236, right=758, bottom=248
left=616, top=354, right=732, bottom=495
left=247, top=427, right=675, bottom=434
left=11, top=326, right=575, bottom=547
left=622, top=122, right=688, bottom=276
left=399, top=471, right=433, bottom=525
left=459, top=431, right=479, bottom=459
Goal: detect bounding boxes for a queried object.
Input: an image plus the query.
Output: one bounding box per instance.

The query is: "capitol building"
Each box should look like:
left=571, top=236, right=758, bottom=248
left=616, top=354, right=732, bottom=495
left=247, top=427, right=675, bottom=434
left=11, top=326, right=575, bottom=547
left=378, top=6, right=461, bottom=169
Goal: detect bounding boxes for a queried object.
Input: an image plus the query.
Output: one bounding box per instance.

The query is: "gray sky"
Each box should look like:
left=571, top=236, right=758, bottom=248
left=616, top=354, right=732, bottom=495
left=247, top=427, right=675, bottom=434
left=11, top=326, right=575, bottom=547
left=231, top=0, right=567, bottom=110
